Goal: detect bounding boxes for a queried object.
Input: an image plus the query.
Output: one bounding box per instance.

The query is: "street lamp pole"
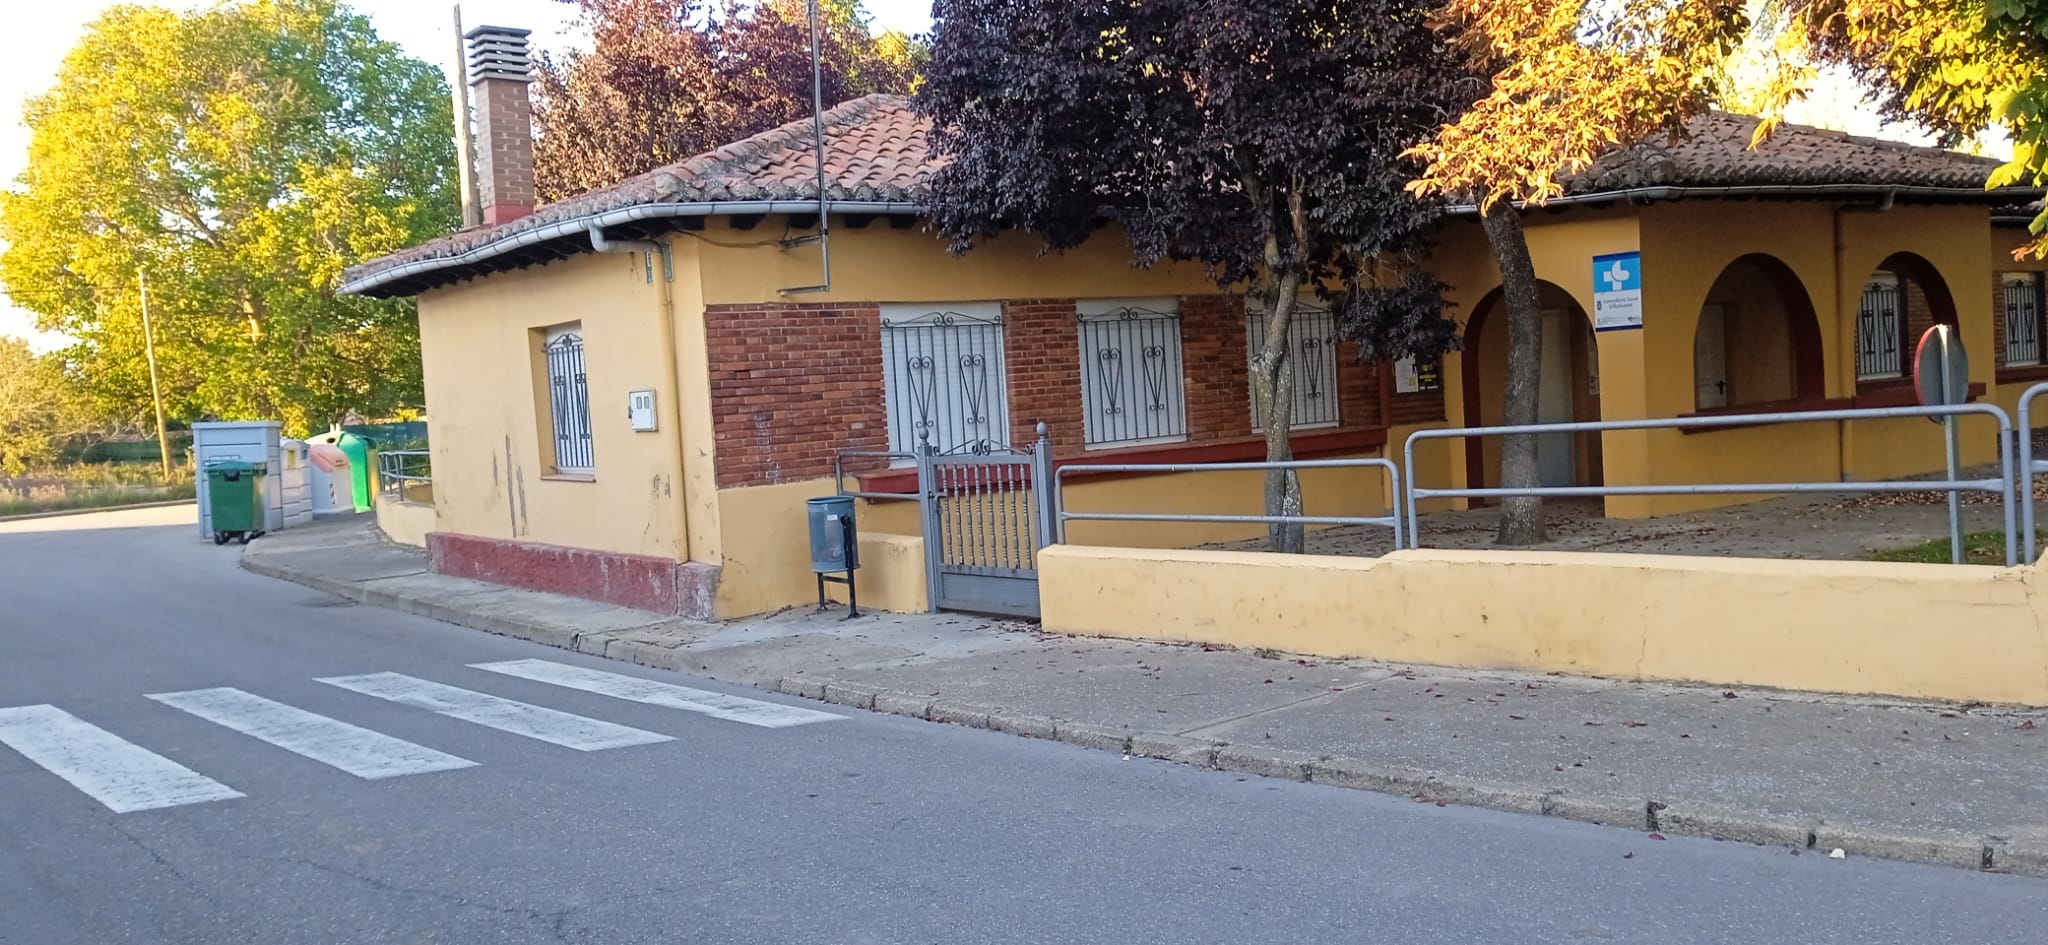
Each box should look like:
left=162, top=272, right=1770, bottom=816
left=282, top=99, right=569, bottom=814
left=138, top=269, right=171, bottom=479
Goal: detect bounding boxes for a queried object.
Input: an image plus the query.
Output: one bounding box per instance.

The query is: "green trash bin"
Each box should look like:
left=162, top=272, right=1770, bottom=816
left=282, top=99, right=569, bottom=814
left=206, top=460, right=267, bottom=545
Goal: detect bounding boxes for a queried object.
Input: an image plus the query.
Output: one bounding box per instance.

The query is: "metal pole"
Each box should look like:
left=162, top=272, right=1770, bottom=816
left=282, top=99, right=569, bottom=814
left=2024, top=384, right=2046, bottom=562
left=2001, top=425, right=2019, bottom=566
left=451, top=5, right=479, bottom=228
left=1940, top=346, right=1963, bottom=564
left=1402, top=432, right=1422, bottom=549
left=138, top=270, right=171, bottom=480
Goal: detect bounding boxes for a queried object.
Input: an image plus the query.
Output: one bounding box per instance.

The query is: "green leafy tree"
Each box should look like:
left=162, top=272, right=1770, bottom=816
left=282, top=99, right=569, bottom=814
left=0, top=0, right=455, bottom=434
left=534, top=0, right=922, bottom=200
left=1408, top=0, right=1753, bottom=544
left=1770, top=0, right=2048, bottom=254
left=0, top=339, right=89, bottom=476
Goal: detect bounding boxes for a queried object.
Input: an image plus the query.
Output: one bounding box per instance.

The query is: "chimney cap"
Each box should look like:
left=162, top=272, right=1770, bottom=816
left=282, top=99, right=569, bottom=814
left=463, top=24, right=533, bottom=40
left=465, top=25, right=534, bottom=84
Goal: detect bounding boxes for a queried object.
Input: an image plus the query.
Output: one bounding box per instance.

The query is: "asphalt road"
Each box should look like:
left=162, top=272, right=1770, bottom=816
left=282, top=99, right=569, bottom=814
left=3, top=506, right=2044, bottom=945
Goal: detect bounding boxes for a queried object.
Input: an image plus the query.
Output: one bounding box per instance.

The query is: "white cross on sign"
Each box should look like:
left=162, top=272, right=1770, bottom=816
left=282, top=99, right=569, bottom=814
left=1591, top=252, right=1643, bottom=331
left=1603, top=259, right=1631, bottom=292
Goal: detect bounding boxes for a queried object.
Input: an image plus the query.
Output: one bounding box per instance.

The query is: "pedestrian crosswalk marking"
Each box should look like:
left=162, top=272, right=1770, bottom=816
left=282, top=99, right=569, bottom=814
left=147, top=687, right=477, bottom=780
left=315, top=672, right=673, bottom=751
left=469, top=659, right=843, bottom=729
left=0, top=704, right=245, bottom=813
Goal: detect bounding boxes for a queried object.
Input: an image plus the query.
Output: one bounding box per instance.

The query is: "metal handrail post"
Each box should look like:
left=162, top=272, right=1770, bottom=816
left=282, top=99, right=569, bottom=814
left=2002, top=424, right=2019, bottom=566
left=1384, top=455, right=1404, bottom=551
left=2021, top=382, right=2048, bottom=561
left=1402, top=431, right=1422, bottom=549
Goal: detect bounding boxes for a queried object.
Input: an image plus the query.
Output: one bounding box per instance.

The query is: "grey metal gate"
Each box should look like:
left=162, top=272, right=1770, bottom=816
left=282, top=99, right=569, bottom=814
left=922, top=425, right=1054, bottom=618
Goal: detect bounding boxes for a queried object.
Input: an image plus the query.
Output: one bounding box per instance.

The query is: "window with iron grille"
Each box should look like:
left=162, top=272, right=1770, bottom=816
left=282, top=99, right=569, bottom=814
left=1078, top=299, right=1186, bottom=448
left=1856, top=273, right=1904, bottom=380
left=2003, top=272, right=2044, bottom=367
left=1247, top=301, right=1341, bottom=430
left=879, top=303, right=1011, bottom=457
left=544, top=324, right=594, bottom=473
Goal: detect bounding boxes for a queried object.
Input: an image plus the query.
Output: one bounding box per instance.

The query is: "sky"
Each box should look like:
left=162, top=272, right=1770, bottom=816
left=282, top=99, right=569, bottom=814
left=0, top=1, right=1963, bottom=352
left=0, top=0, right=935, bottom=351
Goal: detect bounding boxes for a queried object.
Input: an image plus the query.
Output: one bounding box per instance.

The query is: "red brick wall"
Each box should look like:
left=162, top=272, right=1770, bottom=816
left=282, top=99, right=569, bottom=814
left=1902, top=275, right=1940, bottom=348
left=705, top=303, right=886, bottom=488
left=1390, top=388, right=1446, bottom=425
left=705, top=294, right=1397, bottom=489
left=1182, top=294, right=1256, bottom=442
left=1004, top=300, right=1086, bottom=453
left=1333, top=339, right=1380, bottom=429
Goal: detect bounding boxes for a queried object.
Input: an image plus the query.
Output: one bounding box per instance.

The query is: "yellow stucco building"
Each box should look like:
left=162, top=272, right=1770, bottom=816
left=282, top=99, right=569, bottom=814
left=344, top=84, right=2044, bottom=621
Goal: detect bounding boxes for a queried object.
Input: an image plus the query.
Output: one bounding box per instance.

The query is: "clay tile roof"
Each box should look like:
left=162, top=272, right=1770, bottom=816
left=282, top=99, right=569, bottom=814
left=344, top=99, right=2030, bottom=297
left=342, top=94, right=931, bottom=296
left=1567, top=112, right=2005, bottom=193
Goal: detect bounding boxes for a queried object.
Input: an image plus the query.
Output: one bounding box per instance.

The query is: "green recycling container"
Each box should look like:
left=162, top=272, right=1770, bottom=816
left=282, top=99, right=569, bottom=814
left=206, top=460, right=267, bottom=545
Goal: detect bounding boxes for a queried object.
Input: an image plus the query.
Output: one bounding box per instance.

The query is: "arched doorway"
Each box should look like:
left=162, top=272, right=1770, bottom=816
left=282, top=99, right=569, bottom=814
left=1692, top=254, right=1825, bottom=410
left=1855, top=252, right=1956, bottom=389
left=1461, top=283, right=1603, bottom=496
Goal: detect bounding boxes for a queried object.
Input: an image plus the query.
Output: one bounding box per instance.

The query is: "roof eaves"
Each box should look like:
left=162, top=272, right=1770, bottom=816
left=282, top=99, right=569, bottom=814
left=1440, top=183, right=2046, bottom=217
left=340, top=198, right=925, bottom=298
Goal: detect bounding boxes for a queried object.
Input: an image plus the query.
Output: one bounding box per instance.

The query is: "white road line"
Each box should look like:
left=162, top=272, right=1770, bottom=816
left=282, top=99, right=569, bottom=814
left=314, top=673, right=672, bottom=751
left=0, top=705, right=244, bottom=813
left=469, top=659, right=843, bottom=729
left=147, top=688, right=476, bottom=781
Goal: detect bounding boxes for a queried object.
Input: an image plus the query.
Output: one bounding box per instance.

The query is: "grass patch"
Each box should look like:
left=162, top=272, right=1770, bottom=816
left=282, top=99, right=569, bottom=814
left=0, top=462, right=196, bottom=517
left=1869, top=531, right=2038, bottom=566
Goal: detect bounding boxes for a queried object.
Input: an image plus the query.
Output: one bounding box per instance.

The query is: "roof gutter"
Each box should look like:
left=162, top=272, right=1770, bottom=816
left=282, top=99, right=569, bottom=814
left=1440, top=183, right=2043, bottom=216
left=340, top=199, right=920, bottom=296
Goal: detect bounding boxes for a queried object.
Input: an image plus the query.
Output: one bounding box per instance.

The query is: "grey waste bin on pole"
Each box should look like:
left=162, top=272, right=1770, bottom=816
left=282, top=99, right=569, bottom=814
left=807, top=496, right=860, bottom=617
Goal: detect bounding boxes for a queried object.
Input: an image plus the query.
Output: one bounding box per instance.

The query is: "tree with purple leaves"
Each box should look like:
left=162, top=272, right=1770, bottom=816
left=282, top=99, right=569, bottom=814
left=916, top=0, right=1471, bottom=552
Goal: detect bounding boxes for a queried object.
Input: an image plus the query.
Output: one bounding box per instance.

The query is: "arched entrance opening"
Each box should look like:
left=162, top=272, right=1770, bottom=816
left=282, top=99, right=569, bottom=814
left=1461, top=283, right=1603, bottom=497
left=1855, top=252, right=1956, bottom=390
left=1692, top=254, right=1825, bottom=411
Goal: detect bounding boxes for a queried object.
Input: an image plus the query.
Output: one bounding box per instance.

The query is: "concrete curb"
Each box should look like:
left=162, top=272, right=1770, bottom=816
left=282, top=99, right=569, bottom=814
left=0, top=498, right=195, bottom=524
left=239, top=550, right=2048, bottom=879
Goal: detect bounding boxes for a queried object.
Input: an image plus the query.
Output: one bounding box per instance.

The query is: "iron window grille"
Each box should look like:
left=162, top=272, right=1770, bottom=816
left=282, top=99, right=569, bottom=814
left=1856, top=274, right=1904, bottom=380
left=544, top=327, right=594, bottom=473
left=1247, top=302, right=1341, bottom=430
left=879, top=304, right=1011, bottom=458
left=1078, top=301, right=1187, bottom=448
left=2004, top=273, right=2044, bottom=367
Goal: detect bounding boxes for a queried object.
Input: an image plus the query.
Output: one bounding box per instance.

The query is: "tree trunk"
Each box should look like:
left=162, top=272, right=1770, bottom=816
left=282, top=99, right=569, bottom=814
left=1479, top=200, right=1547, bottom=546
left=1255, top=269, right=1307, bottom=553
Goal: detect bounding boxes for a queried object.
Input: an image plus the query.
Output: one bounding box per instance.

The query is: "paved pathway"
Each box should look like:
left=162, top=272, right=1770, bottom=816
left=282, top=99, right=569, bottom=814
left=240, top=514, right=2048, bottom=879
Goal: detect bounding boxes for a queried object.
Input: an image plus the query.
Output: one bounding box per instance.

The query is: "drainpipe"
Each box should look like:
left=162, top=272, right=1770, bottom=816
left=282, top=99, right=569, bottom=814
left=589, top=225, right=692, bottom=559
left=1834, top=190, right=1898, bottom=482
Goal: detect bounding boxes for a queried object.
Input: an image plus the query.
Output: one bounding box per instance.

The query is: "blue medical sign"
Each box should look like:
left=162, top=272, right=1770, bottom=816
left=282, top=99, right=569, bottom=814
left=1592, top=251, right=1643, bottom=331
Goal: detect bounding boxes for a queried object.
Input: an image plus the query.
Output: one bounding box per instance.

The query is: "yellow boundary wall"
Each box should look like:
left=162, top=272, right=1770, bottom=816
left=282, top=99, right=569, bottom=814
left=1039, top=544, right=2048, bottom=705
left=374, top=498, right=436, bottom=549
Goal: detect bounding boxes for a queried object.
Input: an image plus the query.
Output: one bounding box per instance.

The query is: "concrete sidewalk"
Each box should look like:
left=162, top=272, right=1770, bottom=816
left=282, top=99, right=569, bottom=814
left=242, top=519, right=2048, bottom=876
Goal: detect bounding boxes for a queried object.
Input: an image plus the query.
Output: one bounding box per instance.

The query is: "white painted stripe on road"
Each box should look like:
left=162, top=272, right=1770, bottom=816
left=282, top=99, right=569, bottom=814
left=0, top=705, right=244, bottom=813
left=314, top=673, right=672, bottom=751
left=469, top=659, right=843, bottom=729
left=146, top=688, right=477, bottom=781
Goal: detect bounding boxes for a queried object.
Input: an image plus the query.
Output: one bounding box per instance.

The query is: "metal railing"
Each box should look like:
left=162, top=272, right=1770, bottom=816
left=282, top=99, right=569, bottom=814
left=1052, top=458, right=1404, bottom=546
left=2016, top=382, right=2048, bottom=561
left=377, top=449, right=432, bottom=497
left=1404, top=402, right=2020, bottom=565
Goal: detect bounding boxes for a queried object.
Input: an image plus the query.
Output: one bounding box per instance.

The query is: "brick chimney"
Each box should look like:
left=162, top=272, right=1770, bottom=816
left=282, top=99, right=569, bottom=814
left=464, top=25, right=536, bottom=226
